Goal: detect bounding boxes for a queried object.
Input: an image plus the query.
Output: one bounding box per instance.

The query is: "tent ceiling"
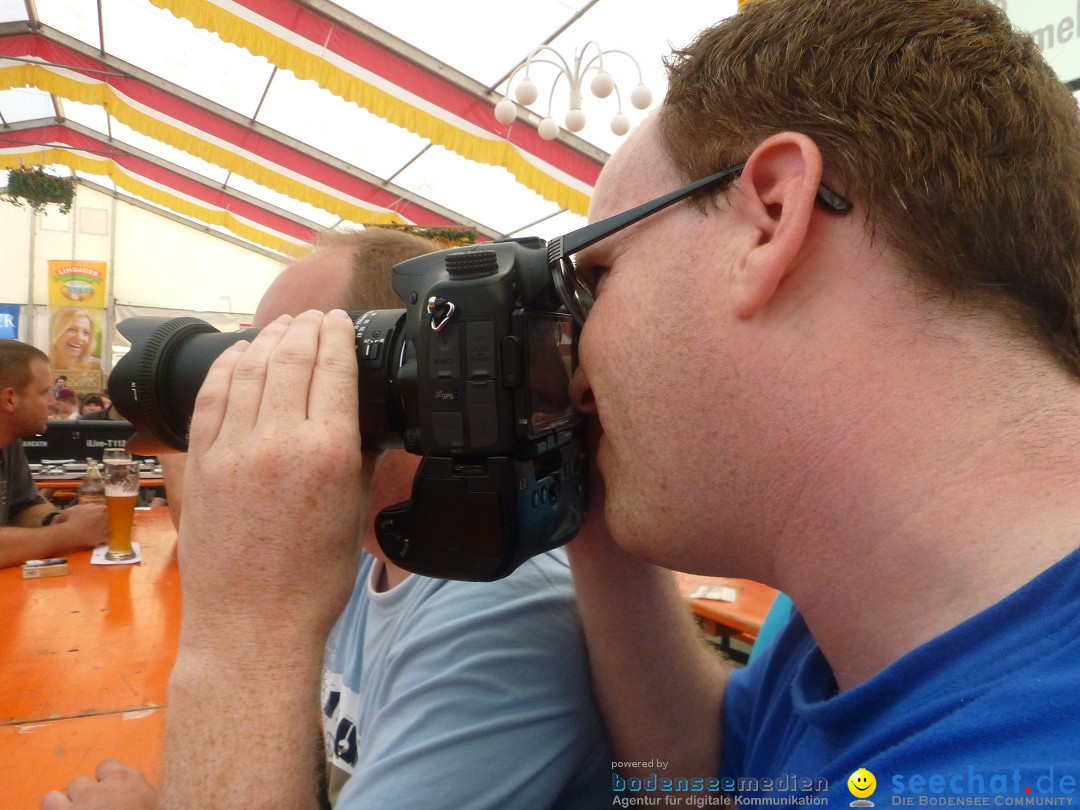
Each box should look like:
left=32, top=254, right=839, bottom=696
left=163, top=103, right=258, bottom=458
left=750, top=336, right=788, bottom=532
left=0, top=0, right=737, bottom=258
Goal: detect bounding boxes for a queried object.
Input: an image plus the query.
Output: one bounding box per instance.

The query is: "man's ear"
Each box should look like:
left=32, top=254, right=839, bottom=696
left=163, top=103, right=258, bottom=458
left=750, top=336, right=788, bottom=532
left=730, top=132, right=824, bottom=319
left=0, top=386, right=17, bottom=413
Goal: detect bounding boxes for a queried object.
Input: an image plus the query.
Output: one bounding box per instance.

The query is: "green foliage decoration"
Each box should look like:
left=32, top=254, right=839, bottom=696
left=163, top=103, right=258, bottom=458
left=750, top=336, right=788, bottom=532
left=3, top=163, right=76, bottom=215
left=376, top=224, right=480, bottom=247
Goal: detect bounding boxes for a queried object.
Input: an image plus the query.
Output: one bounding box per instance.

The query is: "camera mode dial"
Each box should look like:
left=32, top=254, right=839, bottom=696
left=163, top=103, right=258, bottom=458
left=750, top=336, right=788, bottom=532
left=445, top=250, right=498, bottom=277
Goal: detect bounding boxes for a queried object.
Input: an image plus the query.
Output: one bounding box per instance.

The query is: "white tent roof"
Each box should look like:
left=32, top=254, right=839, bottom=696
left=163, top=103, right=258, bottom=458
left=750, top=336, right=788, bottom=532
left=0, top=0, right=739, bottom=258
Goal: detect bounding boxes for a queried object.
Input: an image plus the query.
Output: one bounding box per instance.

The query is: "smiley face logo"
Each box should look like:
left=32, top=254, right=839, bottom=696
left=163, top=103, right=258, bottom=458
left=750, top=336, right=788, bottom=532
left=848, top=768, right=877, bottom=798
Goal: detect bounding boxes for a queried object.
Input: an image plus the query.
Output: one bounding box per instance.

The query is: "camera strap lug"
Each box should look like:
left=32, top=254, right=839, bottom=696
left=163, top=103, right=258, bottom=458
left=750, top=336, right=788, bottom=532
left=427, top=296, right=456, bottom=331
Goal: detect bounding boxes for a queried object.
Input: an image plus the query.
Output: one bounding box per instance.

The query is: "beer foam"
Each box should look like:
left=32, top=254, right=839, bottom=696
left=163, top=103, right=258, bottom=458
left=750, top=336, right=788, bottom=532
left=103, top=460, right=140, bottom=495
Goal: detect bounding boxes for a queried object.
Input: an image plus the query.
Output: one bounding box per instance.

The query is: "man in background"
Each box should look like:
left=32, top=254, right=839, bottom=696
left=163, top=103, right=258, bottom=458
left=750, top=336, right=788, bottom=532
left=43, top=227, right=612, bottom=808
left=78, top=393, right=106, bottom=417
left=50, top=387, right=79, bottom=421
left=0, top=339, right=108, bottom=568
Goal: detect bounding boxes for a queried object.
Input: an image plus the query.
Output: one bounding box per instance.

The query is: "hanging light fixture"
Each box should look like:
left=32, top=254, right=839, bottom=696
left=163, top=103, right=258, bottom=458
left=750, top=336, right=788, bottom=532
left=494, top=42, right=653, bottom=140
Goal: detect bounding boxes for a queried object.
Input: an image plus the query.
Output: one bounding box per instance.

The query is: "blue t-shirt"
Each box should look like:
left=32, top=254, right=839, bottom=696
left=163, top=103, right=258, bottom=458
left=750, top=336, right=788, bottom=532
left=721, top=547, right=1080, bottom=804
left=321, top=548, right=613, bottom=809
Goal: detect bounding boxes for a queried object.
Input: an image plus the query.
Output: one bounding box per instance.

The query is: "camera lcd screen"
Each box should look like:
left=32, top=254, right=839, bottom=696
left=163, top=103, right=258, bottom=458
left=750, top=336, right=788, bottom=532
left=526, top=314, right=575, bottom=436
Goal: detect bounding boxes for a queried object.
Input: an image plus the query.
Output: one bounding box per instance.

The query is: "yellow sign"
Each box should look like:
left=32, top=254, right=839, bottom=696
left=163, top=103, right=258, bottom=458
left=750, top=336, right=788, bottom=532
left=46, top=260, right=108, bottom=380
left=48, top=259, right=108, bottom=309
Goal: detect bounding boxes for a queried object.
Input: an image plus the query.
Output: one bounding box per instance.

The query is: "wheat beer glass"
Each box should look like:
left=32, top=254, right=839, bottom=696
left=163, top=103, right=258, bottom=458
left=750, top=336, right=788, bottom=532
left=104, top=460, right=140, bottom=561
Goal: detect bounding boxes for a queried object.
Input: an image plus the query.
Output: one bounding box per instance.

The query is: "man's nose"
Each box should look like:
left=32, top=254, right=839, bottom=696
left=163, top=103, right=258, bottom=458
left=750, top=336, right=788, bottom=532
left=569, top=367, right=597, bottom=415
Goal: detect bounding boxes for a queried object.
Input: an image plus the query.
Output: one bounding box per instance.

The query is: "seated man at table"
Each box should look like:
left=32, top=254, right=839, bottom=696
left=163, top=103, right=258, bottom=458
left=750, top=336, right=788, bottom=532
left=43, top=227, right=613, bottom=809
left=0, top=340, right=108, bottom=569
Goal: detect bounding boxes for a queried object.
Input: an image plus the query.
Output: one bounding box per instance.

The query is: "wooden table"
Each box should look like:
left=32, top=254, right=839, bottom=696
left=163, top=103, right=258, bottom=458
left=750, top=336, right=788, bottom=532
left=0, top=507, right=179, bottom=807
left=674, top=572, right=779, bottom=659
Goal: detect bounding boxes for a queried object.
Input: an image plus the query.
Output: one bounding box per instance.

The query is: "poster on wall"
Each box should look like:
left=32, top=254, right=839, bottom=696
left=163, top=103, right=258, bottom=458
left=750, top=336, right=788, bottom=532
left=46, top=260, right=108, bottom=392
left=0, top=305, right=18, bottom=340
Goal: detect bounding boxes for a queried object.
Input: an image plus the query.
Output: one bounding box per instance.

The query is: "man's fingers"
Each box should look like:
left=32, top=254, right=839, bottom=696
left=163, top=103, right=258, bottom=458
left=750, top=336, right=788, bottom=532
left=187, top=339, right=248, bottom=457
left=307, top=309, right=359, bottom=425
left=39, top=790, right=70, bottom=810
left=63, top=776, right=96, bottom=800
left=189, top=311, right=357, bottom=462
left=38, top=763, right=154, bottom=810
left=94, top=759, right=131, bottom=779
left=258, top=310, right=325, bottom=424
left=216, top=314, right=294, bottom=436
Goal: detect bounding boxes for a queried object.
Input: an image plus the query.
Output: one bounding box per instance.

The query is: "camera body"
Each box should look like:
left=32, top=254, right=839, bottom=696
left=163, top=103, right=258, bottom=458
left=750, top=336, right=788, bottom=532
left=370, top=238, right=586, bottom=580
left=109, top=237, right=586, bottom=582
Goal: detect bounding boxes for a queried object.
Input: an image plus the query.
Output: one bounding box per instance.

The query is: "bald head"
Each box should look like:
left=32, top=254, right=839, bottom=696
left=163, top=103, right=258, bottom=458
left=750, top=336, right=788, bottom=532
left=253, top=246, right=354, bottom=327
left=254, top=228, right=439, bottom=326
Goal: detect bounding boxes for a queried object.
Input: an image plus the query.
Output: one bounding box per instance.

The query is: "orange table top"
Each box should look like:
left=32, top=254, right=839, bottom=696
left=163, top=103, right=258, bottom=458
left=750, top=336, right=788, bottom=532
left=0, top=507, right=178, bottom=807
left=674, top=572, right=780, bottom=640
left=0, top=516, right=777, bottom=805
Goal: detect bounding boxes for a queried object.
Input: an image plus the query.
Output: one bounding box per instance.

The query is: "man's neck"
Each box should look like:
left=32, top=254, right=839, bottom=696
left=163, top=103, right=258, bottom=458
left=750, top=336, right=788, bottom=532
left=373, top=558, right=412, bottom=593
left=782, top=482, right=1079, bottom=691
left=767, top=348, right=1080, bottom=690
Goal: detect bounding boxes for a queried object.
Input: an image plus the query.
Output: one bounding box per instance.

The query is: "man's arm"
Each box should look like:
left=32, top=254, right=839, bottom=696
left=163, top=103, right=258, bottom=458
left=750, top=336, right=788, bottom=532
left=157, top=454, right=185, bottom=531
left=160, top=311, right=368, bottom=808
left=0, top=502, right=108, bottom=569
left=567, top=466, right=729, bottom=781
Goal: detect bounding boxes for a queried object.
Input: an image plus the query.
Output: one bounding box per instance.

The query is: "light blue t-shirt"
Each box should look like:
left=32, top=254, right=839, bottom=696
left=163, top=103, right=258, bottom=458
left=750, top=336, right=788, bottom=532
left=322, top=548, right=613, bottom=809
left=720, top=547, right=1080, bottom=804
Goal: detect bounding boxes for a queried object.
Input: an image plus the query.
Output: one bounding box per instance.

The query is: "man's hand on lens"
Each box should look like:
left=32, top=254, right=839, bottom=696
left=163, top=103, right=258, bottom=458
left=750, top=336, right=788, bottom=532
left=178, top=309, right=370, bottom=651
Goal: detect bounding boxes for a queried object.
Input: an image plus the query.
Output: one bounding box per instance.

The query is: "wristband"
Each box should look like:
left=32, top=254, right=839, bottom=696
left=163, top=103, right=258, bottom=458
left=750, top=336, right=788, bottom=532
left=40, top=511, right=61, bottom=526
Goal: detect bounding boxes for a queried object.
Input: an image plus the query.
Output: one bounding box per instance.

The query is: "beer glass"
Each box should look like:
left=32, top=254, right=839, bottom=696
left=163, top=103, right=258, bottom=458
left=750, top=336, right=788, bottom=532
left=102, top=448, right=132, bottom=463
left=104, top=460, right=140, bottom=561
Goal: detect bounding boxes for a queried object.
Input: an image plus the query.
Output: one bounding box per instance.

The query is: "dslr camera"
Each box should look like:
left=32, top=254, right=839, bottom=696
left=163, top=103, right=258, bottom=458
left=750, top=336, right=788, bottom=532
left=108, top=237, right=586, bottom=582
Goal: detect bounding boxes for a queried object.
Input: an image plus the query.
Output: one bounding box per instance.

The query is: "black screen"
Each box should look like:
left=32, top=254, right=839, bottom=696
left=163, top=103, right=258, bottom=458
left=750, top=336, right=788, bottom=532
left=22, top=420, right=138, bottom=463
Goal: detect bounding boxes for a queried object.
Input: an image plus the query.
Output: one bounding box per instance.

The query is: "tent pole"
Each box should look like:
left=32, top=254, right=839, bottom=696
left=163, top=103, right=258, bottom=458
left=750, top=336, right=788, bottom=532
left=25, top=209, right=35, bottom=345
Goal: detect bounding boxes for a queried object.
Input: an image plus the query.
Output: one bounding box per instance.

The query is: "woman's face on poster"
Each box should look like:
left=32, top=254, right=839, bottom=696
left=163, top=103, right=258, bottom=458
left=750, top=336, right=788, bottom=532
left=55, top=314, right=92, bottom=363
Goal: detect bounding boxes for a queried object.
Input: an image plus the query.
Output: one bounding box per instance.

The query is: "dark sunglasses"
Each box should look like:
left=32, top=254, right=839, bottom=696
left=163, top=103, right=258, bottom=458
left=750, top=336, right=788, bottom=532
left=547, top=162, right=852, bottom=326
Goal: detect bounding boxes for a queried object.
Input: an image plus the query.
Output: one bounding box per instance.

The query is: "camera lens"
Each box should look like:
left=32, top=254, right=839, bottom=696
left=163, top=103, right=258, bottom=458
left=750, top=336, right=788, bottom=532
left=108, top=311, right=408, bottom=455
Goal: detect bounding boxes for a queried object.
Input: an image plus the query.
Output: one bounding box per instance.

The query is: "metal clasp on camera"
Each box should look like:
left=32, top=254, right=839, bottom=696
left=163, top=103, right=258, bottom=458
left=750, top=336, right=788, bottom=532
left=427, top=296, right=456, bottom=331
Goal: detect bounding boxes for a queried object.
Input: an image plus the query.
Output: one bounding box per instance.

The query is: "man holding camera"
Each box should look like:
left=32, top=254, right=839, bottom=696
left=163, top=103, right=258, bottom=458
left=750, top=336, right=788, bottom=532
left=0, top=339, right=108, bottom=569
left=42, top=229, right=611, bottom=808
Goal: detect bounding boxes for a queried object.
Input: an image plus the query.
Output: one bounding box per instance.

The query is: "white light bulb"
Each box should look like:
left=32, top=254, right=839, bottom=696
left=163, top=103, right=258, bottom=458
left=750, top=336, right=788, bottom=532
left=590, top=70, right=614, bottom=99
left=494, top=99, right=517, bottom=125
left=565, top=108, right=586, bottom=132
left=610, top=112, right=630, bottom=136
left=538, top=116, right=559, bottom=140
left=515, top=78, right=539, bottom=106
left=630, top=83, right=653, bottom=110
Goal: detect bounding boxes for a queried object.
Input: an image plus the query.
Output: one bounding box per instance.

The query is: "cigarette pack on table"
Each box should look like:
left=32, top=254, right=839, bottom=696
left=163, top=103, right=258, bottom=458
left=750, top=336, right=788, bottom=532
left=22, top=557, right=69, bottom=578
left=687, top=584, right=738, bottom=602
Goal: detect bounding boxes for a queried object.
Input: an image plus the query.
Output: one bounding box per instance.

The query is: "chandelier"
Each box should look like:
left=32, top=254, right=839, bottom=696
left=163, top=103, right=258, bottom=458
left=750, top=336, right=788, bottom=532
left=494, top=42, right=653, bottom=140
